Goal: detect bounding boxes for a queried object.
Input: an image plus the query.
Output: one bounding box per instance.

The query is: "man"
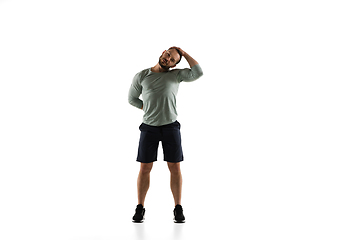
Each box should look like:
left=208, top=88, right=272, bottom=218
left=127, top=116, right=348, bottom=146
left=128, top=47, right=203, bottom=223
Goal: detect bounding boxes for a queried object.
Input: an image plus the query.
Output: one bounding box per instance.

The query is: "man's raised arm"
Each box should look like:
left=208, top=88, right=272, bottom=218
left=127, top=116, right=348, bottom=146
left=171, top=47, right=203, bottom=82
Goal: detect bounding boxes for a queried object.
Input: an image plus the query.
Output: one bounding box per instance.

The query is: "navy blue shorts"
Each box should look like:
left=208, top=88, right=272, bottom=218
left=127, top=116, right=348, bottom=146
left=136, top=121, right=183, bottom=163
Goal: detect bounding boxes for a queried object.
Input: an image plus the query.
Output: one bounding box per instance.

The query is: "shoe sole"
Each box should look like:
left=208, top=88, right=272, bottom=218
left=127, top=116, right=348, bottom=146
left=132, top=219, right=144, bottom=223
left=173, top=218, right=185, bottom=223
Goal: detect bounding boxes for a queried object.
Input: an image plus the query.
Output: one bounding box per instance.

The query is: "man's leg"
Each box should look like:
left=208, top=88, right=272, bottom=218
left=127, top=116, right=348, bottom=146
left=137, top=162, right=153, bottom=206
left=167, top=162, right=182, bottom=206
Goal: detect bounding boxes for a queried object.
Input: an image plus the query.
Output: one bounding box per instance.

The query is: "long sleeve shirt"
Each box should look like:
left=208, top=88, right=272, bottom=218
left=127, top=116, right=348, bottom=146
left=128, top=64, right=203, bottom=126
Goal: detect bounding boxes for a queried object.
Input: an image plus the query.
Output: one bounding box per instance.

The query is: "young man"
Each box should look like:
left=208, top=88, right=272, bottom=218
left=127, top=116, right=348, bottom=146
left=128, top=46, right=203, bottom=223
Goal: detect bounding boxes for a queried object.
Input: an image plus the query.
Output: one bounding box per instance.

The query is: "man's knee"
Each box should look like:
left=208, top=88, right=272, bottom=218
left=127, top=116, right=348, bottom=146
left=140, top=162, right=153, bottom=174
left=167, top=162, right=181, bottom=174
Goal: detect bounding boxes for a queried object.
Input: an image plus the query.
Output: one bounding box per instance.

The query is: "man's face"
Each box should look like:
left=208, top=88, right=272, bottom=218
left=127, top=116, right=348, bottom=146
left=158, top=49, right=181, bottom=70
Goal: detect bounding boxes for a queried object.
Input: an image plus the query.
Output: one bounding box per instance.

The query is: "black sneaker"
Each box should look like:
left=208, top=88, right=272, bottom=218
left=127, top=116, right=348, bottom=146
left=173, top=204, right=185, bottom=223
left=132, top=204, right=145, bottom=223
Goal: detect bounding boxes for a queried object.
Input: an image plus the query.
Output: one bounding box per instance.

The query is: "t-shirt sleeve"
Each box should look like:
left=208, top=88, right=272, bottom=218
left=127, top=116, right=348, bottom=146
left=176, top=64, right=204, bottom=82
left=128, top=72, right=143, bottom=109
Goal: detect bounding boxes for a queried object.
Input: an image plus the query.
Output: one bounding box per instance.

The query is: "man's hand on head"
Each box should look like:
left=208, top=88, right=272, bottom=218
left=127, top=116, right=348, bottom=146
left=170, top=46, right=199, bottom=68
left=170, top=46, right=186, bottom=56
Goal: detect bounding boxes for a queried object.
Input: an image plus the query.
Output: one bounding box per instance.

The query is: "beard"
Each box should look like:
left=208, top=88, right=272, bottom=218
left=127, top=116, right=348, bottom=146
left=158, top=56, right=170, bottom=71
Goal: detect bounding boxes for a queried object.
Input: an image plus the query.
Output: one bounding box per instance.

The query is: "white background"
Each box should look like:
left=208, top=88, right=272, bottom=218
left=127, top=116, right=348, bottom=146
left=1, top=0, right=359, bottom=239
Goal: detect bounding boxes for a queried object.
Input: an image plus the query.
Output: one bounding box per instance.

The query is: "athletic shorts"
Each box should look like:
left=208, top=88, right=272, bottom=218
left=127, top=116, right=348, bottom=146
left=136, top=121, right=183, bottom=163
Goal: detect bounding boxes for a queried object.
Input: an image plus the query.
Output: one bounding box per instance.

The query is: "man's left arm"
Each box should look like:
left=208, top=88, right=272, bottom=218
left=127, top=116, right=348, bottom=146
left=171, top=47, right=203, bottom=82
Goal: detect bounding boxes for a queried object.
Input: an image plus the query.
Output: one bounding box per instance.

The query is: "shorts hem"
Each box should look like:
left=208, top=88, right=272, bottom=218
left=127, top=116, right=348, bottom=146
left=136, top=159, right=157, bottom=163
left=164, top=159, right=184, bottom=163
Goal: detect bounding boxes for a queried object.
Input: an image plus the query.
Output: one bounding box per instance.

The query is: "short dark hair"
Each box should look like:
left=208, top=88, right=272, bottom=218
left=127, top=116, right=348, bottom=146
left=172, top=48, right=182, bottom=64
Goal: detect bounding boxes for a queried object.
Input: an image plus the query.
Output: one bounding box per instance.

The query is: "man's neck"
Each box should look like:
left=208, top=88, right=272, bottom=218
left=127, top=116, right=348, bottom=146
left=151, top=63, right=169, bottom=73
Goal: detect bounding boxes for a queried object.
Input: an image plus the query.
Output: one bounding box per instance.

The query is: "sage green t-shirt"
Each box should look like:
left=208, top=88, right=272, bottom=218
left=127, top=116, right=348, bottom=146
left=128, top=64, right=203, bottom=126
